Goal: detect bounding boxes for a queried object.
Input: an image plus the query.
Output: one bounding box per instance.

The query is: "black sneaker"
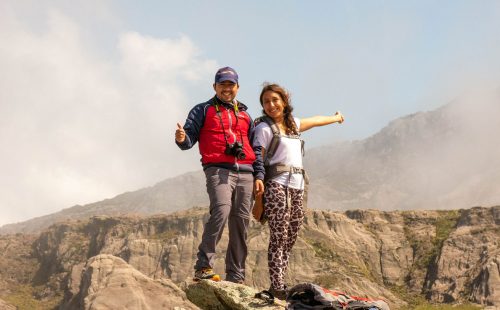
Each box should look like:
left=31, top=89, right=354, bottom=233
left=193, top=268, right=221, bottom=282
left=269, top=287, right=288, bottom=300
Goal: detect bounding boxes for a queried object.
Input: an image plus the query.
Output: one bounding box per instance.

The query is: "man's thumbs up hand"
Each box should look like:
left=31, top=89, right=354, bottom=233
left=175, top=122, right=186, bottom=143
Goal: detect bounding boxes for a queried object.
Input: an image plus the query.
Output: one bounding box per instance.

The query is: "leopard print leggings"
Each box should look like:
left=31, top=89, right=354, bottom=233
left=264, top=181, right=305, bottom=290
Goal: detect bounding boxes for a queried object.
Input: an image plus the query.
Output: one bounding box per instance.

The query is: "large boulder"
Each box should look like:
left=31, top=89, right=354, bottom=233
left=185, top=279, right=285, bottom=310
left=63, top=254, right=198, bottom=309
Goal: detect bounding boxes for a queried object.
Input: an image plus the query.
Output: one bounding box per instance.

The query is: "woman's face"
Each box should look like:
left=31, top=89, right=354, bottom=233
left=262, top=91, right=286, bottom=121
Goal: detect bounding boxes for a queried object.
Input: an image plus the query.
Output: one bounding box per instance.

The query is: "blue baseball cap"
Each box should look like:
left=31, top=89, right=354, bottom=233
left=214, top=67, right=238, bottom=84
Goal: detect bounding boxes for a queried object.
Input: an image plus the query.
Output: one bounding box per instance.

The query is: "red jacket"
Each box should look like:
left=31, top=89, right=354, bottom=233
left=176, top=97, right=257, bottom=173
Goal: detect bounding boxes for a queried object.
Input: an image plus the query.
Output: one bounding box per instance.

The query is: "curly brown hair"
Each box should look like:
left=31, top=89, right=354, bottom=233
left=259, top=83, right=299, bottom=135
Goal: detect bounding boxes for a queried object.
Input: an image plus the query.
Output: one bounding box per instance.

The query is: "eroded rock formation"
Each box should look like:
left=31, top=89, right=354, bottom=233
left=62, top=254, right=198, bottom=310
left=0, top=206, right=499, bottom=309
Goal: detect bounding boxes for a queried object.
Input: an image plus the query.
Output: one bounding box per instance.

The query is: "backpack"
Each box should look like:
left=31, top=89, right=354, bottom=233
left=286, top=283, right=390, bottom=310
left=254, top=115, right=282, bottom=167
left=252, top=116, right=310, bottom=224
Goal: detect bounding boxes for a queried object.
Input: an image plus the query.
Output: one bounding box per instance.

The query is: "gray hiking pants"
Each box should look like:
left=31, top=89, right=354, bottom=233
left=194, top=167, right=254, bottom=282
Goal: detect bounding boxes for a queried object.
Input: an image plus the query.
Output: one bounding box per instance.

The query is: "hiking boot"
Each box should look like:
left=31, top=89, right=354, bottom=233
left=269, top=287, right=288, bottom=300
left=193, top=268, right=221, bottom=282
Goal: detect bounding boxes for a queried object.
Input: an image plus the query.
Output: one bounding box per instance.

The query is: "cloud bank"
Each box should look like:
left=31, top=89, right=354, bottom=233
left=0, top=5, right=216, bottom=225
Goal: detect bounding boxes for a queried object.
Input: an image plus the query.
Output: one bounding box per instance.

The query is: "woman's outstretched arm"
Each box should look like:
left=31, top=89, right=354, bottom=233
left=299, top=111, right=344, bottom=132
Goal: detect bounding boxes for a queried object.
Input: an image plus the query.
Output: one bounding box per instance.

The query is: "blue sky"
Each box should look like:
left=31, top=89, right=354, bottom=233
left=1, top=0, right=500, bottom=225
left=112, top=0, right=500, bottom=144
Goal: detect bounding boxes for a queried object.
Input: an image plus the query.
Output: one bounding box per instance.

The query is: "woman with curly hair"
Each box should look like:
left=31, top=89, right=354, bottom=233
left=252, top=83, right=344, bottom=299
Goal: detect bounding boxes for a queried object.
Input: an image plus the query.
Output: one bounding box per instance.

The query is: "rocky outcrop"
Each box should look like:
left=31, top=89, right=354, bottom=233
left=62, top=254, right=198, bottom=310
left=425, top=206, right=500, bottom=306
left=0, top=298, right=16, bottom=310
left=185, top=280, right=285, bottom=309
left=0, top=234, right=38, bottom=292
left=0, top=206, right=499, bottom=309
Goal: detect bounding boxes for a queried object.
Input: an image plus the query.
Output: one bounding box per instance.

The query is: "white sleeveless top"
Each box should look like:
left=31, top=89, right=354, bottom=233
left=253, top=117, right=304, bottom=190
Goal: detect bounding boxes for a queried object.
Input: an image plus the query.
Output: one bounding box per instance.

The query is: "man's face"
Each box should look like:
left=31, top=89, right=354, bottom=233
left=213, top=81, right=239, bottom=102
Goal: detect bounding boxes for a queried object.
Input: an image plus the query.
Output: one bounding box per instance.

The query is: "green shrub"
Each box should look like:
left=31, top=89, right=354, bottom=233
left=4, top=284, right=62, bottom=310
left=413, top=302, right=482, bottom=310
left=305, top=238, right=340, bottom=261
left=150, top=229, right=179, bottom=241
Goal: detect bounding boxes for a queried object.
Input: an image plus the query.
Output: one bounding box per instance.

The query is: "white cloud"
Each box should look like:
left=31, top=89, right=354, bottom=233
left=119, top=32, right=211, bottom=80
left=0, top=5, right=217, bottom=226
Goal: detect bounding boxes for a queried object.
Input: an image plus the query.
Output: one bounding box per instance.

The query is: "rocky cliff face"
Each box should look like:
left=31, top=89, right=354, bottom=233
left=0, top=206, right=498, bottom=309
left=64, top=254, right=198, bottom=309
left=426, top=207, right=500, bottom=306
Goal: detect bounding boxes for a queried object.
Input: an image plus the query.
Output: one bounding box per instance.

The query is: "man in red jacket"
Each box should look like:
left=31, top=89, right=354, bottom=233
left=175, top=67, right=261, bottom=283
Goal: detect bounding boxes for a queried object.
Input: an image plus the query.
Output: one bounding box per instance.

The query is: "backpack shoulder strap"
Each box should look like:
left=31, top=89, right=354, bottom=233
left=255, top=116, right=281, bottom=166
